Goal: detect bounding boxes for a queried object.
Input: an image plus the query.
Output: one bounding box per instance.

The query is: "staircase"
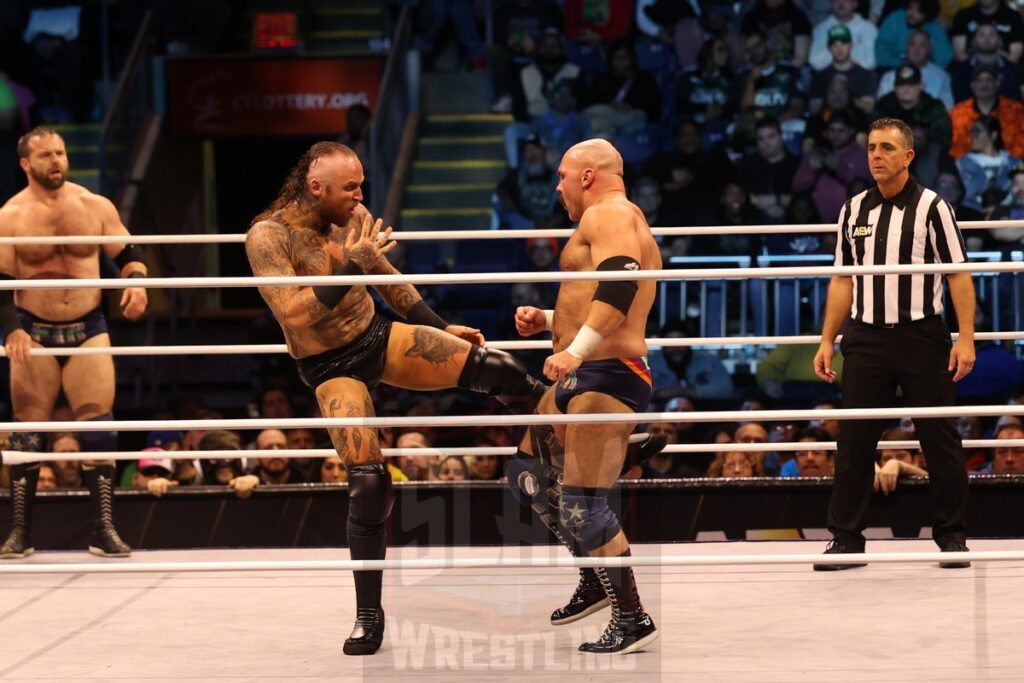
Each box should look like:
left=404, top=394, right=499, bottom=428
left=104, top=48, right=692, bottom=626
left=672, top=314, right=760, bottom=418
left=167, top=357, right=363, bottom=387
left=54, top=123, right=103, bottom=193
left=307, top=0, right=390, bottom=54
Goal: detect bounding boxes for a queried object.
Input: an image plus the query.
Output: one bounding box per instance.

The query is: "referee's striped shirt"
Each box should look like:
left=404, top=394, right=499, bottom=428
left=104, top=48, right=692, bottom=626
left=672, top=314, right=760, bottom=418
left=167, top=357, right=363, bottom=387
left=834, top=177, right=967, bottom=326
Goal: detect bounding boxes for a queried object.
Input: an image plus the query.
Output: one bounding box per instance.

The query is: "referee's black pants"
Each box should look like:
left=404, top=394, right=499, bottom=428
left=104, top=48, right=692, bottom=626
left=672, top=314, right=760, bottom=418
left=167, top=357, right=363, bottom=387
left=828, top=316, right=968, bottom=546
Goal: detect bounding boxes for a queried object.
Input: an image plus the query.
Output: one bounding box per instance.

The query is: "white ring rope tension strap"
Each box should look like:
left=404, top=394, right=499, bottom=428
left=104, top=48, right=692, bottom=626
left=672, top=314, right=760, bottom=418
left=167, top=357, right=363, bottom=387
left=1, top=331, right=1022, bottom=358
left=0, top=220, right=1019, bottom=245
left=0, top=405, right=1021, bottom=433
left=0, top=261, right=1022, bottom=291
left=0, top=550, right=1016, bottom=575
left=4, top=439, right=1024, bottom=466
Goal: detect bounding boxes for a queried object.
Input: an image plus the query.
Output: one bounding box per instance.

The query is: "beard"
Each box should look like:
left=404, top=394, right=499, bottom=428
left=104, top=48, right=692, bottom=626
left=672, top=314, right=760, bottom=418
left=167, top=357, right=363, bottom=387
left=30, top=165, right=66, bottom=190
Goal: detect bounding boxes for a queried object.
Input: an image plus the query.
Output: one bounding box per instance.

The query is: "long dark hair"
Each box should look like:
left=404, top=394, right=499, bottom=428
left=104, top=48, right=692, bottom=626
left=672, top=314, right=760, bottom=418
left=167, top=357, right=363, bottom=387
left=251, top=141, right=355, bottom=226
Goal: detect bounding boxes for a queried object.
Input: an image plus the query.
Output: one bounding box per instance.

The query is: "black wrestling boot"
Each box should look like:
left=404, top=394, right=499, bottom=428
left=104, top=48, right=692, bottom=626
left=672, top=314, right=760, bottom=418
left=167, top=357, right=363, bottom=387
left=579, top=565, right=658, bottom=655
left=0, top=464, right=39, bottom=559
left=344, top=607, right=386, bottom=656
left=83, top=466, right=131, bottom=558
left=551, top=567, right=610, bottom=625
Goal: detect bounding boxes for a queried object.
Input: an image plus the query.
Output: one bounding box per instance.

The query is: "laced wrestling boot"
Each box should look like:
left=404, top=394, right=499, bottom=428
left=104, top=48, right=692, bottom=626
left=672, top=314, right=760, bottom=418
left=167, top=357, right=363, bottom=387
left=343, top=607, right=385, bottom=655
left=578, top=563, right=658, bottom=655
left=0, top=464, right=39, bottom=559
left=84, top=466, right=131, bottom=557
left=551, top=567, right=610, bottom=625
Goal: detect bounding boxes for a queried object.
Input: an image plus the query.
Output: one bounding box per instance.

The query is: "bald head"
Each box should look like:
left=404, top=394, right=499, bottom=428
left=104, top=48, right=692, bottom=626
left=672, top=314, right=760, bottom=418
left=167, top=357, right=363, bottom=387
left=565, top=139, right=624, bottom=177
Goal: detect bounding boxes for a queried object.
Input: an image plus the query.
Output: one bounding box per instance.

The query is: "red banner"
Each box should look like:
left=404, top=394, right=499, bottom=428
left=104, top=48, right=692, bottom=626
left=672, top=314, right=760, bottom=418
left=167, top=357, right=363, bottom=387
left=167, top=58, right=382, bottom=137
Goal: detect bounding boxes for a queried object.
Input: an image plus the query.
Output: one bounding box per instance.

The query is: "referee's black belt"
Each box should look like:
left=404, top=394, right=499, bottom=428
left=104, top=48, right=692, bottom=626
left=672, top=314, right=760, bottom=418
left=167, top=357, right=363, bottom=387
left=851, top=315, right=941, bottom=330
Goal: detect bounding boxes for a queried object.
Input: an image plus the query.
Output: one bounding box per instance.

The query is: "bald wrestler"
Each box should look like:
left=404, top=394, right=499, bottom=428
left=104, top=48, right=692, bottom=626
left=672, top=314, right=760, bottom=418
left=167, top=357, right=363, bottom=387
left=511, top=139, right=660, bottom=654
left=245, top=141, right=546, bottom=656
left=0, top=126, right=148, bottom=559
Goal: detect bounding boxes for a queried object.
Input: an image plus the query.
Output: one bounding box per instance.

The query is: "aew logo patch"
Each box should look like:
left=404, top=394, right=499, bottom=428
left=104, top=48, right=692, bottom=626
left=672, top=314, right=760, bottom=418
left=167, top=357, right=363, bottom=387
left=560, top=371, right=578, bottom=391
left=852, top=224, right=873, bottom=238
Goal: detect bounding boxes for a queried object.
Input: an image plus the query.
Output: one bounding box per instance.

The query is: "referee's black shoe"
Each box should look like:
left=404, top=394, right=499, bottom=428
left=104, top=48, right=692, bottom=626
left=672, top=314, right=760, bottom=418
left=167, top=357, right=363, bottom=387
left=938, top=539, right=971, bottom=569
left=812, top=538, right=868, bottom=571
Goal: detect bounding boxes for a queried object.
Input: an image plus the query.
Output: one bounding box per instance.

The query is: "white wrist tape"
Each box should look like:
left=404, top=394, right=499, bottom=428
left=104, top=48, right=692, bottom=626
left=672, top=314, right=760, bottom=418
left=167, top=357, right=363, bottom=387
left=566, top=324, right=604, bottom=361
left=543, top=309, right=554, bottom=331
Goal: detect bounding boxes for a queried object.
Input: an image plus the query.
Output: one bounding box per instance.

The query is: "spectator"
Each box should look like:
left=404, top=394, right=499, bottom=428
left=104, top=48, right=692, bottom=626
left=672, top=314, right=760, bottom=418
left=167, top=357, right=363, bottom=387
left=953, top=316, right=1024, bottom=400
left=735, top=117, right=800, bottom=223
left=469, top=453, right=503, bottom=481
left=134, top=453, right=178, bottom=497
left=582, top=42, right=662, bottom=137
left=735, top=30, right=807, bottom=145
left=950, top=0, right=1024, bottom=63
left=527, top=78, right=591, bottom=166
left=486, top=0, right=563, bottom=113
left=949, top=23, right=1022, bottom=104
left=758, top=340, right=845, bottom=402
left=934, top=164, right=985, bottom=222
left=874, top=63, right=952, bottom=187
left=495, top=135, right=562, bottom=229
left=804, top=73, right=871, bottom=149
left=741, top=0, right=813, bottom=67
left=630, top=176, right=686, bottom=231
left=285, top=428, right=319, bottom=482
left=875, top=0, right=952, bottom=69
left=320, top=454, right=347, bottom=483
left=809, top=0, right=878, bottom=71
left=436, top=455, right=470, bottom=481
left=809, top=24, right=877, bottom=115
left=809, top=399, right=841, bottom=439
left=396, top=430, right=436, bottom=481
left=337, top=104, right=371, bottom=177
left=977, top=423, right=1024, bottom=473
left=707, top=450, right=765, bottom=477
left=780, top=426, right=835, bottom=476
left=877, top=30, right=955, bottom=110
left=950, top=66, right=1024, bottom=160
left=644, top=119, right=734, bottom=228
left=22, top=4, right=94, bottom=122
left=957, top=115, right=1020, bottom=214
left=676, top=37, right=737, bottom=126
left=253, top=429, right=300, bottom=485
left=988, top=165, right=1024, bottom=244
left=36, top=463, right=57, bottom=492
left=201, top=431, right=259, bottom=498
left=669, top=1, right=747, bottom=72
left=956, top=415, right=989, bottom=471
left=413, top=0, right=485, bottom=69
left=260, top=388, right=295, bottom=419
left=146, top=430, right=182, bottom=451
left=792, top=109, right=871, bottom=222
left=49, top=432, right=82, bottom=488
left=512, top=29, right=580, bottom=123
left=873, top=427, right=929, bottom=494
left=631, top=421, right=699, bottom=478
left=648, top=320, right=735, bottom=401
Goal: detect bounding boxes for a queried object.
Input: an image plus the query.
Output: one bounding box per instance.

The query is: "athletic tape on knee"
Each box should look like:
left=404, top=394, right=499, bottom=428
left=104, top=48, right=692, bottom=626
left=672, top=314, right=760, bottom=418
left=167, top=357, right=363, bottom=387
left=559, top=485, right=621, bottom=552
left=78, top=414, right=117, bottom=452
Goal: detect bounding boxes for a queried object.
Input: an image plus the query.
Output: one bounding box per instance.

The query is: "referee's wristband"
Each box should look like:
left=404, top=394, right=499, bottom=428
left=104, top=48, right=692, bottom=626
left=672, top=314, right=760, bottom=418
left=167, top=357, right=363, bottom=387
left=566, top=324, right=604, bottom=361
left=542, top=309, right=554, bottom=331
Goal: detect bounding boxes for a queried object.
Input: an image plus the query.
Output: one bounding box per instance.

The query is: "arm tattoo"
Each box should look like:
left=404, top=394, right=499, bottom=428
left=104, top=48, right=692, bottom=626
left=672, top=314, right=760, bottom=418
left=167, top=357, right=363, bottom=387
left=404, top=327, right=462, bottom=367
left=370, top=260, right=421, bottom=316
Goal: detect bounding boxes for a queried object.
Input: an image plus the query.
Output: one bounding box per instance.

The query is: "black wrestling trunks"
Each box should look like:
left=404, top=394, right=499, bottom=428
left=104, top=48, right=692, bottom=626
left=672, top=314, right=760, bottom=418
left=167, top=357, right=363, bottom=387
left=295, top=313, right=393, bottom=390
left=16, top=306, right=108, bottom=367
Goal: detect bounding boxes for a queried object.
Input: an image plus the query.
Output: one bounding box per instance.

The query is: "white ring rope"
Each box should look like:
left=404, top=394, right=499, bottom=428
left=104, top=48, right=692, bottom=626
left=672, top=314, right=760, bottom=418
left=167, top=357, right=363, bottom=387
left=0, top=550, right=1014, bottom=574
left=0, top=405, right=1021, bottom=433
left=0, top=220, right=1020, bottom=245
left=4, top=439, right=1023, bottom=466
left=3, top=331, right=1022, bottom=358
left=3, top=261, right=1024, bottom=291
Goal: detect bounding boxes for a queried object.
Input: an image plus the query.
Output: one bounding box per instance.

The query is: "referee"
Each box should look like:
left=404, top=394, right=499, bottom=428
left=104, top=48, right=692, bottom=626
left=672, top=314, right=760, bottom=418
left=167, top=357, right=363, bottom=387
left=812, top=117, right=976, bottom=571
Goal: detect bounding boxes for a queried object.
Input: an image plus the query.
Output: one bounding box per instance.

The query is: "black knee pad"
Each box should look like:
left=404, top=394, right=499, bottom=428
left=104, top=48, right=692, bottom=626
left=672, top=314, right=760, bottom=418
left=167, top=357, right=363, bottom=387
left=346, top=462, right=394, bottom=536
left=78, top=414, right=118, bottom=453
left=457, top=345, right=545, bottom=411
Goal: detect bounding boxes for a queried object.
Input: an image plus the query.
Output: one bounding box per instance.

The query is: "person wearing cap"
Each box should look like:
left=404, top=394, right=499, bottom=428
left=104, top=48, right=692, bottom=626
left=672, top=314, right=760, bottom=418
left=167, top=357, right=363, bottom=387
left=949, top=23, right=1022, bottom=104
left=950, top=62, right=1024, bottom=159
left=875, top=0, right=952, bottom=69
left=876, top=30, right=954, bottom=110
left=792, top=108, right=871, bottom=223
left=809, top=23, right=877, bottom=115
left=874, top=62, right=952, bottom=186
left=133, top=450, right=177, bottom=497
left=495, top=135, right=564, bottom=229
left=808, top=0, right=878, bottom=71
left=951, top=0, right=1024, bottom=64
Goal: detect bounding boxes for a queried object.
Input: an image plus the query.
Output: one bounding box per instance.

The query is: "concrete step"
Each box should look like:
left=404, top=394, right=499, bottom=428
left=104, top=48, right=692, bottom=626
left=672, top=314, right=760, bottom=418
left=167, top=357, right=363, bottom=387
left=307, top=37, right=390, bottom=54
left=399, top=208, right=493, bottom=231
left=421, top=72, right=492, bottom=114
left=310, top=11, right=383, bottom=32
left=404, top=182, right=494, bottom=209
left=417, top=138, right=504, bottom=162
left=68, top=168, right=100, bottom=192
left=410, top=159, right=506, bottom=185
left=420, top=113, right=512, bottom=137
left=50, top=123, right=102, bottom=147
